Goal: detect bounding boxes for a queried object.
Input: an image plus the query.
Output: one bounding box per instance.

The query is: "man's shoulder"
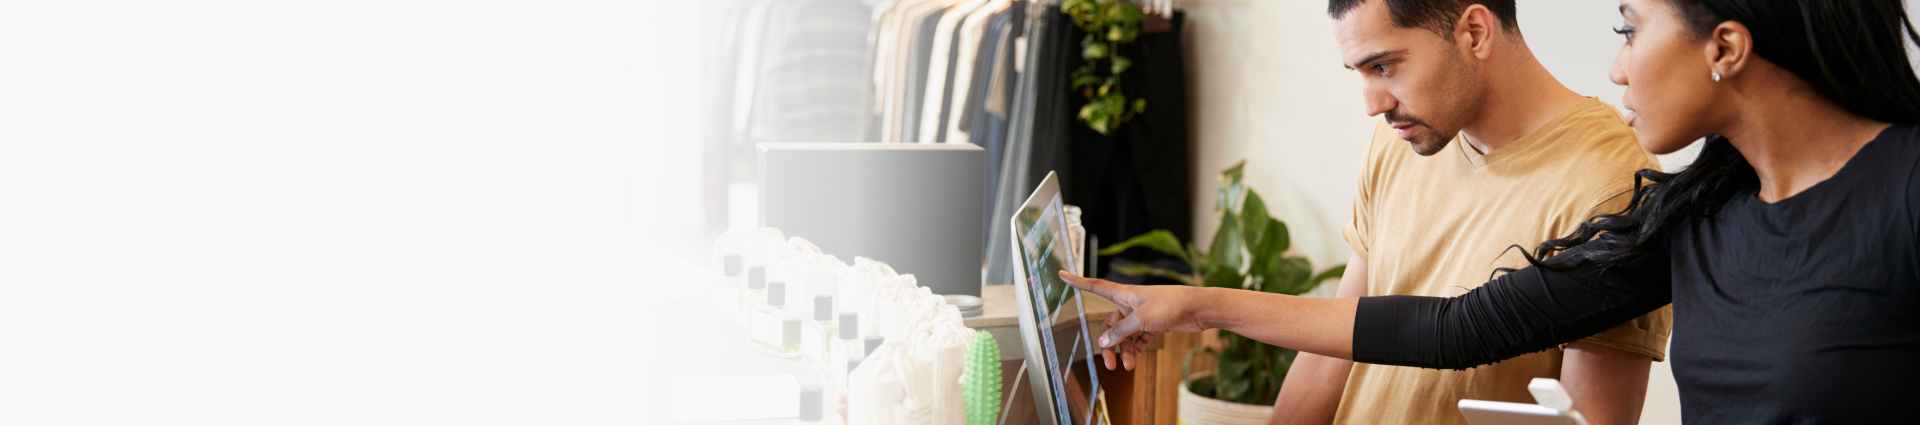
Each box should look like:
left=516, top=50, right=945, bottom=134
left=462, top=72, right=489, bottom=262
left=1551, top=99, right=1659, bottom=170
left=1528, top=99, right=1659, bottom=210
left=1521, top=100, right=1660, bottom=191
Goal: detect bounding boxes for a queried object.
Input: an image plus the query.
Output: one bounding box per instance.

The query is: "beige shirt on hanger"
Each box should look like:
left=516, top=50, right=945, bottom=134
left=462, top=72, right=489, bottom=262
left=865, top=0, right=899, bottom=116
left=881, top=0, right=954, bottom=144
left=912, top=0, right=990, bottom=144
left=941, top=0, right=1011, bottom=145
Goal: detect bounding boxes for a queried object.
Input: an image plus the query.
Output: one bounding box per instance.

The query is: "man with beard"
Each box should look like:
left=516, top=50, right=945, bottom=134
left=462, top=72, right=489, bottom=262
left=1267, top=1, right=1674, bottom=424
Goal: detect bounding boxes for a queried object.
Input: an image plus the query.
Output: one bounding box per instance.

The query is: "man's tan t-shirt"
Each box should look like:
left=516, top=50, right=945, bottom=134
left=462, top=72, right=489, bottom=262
left=1334, top=98, right=1674, bottom=425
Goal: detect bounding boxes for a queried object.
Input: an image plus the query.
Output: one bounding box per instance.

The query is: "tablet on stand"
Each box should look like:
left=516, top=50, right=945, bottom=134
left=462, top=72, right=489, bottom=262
left=1008, top=172, right=1109, bottom=425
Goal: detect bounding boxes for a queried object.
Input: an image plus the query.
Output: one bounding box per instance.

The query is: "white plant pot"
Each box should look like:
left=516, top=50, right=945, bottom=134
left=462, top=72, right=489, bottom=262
left=1177, top=371, right=1275, bottom=425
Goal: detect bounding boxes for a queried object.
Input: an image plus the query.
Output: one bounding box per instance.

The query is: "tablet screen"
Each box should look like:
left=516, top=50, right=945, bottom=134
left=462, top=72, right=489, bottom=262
left=1013, top=186, right=1103, bottom=425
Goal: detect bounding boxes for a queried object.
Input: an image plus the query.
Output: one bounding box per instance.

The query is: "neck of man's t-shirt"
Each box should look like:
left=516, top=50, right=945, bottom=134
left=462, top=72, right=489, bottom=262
left=1458, top=77, right=1589, bottom=155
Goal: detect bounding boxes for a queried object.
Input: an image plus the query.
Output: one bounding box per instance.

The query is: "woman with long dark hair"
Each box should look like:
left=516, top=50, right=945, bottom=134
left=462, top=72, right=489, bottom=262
left=1060, top=0, right=1920, bottom=422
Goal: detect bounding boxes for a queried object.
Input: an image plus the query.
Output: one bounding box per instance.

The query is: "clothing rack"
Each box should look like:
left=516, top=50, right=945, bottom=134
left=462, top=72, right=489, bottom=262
left=703, top=0, right=1190, bottom=289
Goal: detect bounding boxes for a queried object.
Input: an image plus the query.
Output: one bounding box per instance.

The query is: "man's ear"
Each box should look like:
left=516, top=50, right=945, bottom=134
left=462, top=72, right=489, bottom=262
left=1705, top=20, right=1753, bottom=80
left=1454, top=4, right=1499, bottom=60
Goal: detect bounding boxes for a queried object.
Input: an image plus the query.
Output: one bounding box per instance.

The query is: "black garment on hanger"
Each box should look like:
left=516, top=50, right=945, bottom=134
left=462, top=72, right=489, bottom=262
left=1025, top=8, right=1070, bottom=200
left=1038, top=11, right=1192, bottom=281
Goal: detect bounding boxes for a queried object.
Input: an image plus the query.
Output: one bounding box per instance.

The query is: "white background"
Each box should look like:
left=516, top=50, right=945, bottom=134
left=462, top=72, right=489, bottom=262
left=1, top=1, right=705, bottom=423
left=6, top=1, right=1911, bottom=423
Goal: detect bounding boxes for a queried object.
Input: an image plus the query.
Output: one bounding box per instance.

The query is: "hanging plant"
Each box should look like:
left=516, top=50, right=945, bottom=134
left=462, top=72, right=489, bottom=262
left=1061, top=0, right=1147, bottom=135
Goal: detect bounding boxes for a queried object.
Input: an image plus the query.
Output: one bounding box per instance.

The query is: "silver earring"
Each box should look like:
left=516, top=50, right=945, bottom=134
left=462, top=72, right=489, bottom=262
left=1712, top=72, right=1722, bottom=82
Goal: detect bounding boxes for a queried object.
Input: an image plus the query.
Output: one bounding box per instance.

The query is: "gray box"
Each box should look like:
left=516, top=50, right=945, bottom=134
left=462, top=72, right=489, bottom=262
left=757, top=143, right=984, bottom=297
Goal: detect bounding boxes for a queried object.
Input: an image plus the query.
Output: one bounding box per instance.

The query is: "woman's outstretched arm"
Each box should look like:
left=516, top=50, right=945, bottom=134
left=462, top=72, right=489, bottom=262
left=1060, top=243, right=1673, bottom=370
left=1057, top=271, right=1357, bottom=368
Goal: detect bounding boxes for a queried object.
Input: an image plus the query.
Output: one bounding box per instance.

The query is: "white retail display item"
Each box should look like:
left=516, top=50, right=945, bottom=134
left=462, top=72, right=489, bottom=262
left=846, top=341, right=935, bottom=425
left=839, top=257, right=899, bottom=338
left=1527, top=378, right=1577, bottom=413
left=794, top=386, right=824, bottom=424
left=711, top=229, right=749, bottom=274
left=768, top=238, right=815, bottom=306
left=769, top=237, right=846, bottom=318
left=708, top=229, right=757, bottom=324
left=750, top=281, right=802, bottom=358
left=942, top=294, right=984, bottom=317
left=743, top=266, right=769, bottom=317
left=871, top=275, right=924, bottom=341
left=743, top=227, right=788, bottom=269
left=907, top=304, right=974, bottom=425
left=830, top=312, right=862, bottom=391
left=802, top=254, right=849, bottom=319
left=1458, top=400, right=1586, bottom=425
left=844, top=268, right=972, bottom=425
left=1457, top=378, right=1590, bottom=425
left=803, top=295, right=838, bottom=371
left=864, top=335, right=885, bottom=357
left=1064, top=205, right=1086, bottom=269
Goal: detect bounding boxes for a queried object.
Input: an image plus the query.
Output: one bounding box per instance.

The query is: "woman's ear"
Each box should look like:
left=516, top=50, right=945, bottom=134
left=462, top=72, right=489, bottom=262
left=1704, top=21, right=1753, bottom=80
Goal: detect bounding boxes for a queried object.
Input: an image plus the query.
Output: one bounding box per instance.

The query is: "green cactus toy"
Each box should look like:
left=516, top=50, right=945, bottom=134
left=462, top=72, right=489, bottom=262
left=963, top=331, right=1002, bottom=425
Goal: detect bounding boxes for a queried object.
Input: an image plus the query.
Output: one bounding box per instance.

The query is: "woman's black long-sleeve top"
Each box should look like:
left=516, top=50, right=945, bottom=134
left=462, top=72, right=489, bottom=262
left=1351, top=124, right=1920, bottom=423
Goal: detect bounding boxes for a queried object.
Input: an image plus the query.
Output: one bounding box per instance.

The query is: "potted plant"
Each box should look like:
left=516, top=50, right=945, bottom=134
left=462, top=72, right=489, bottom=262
left=1097, top=161, right=1344, bottom=425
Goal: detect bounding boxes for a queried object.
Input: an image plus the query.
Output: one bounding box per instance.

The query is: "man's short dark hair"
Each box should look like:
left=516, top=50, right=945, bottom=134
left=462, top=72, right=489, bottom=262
left=1328, top=0, right=1519, bottom=38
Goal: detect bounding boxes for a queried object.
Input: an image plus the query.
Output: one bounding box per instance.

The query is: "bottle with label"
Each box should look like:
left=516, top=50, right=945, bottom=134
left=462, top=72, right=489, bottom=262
left=742, top=266, right=767, bottom=313
left=790, top=386, right=824, bottom=425
left=827, top=312, right=860, bottom=380
left=802, top=295, right=837, bottom=371
left=840, top=352, right=863, bottom=393
left=837, top=335, right=884, bottom=391
left=748, top=281, right=801, bottom=358
left=864, top=335, right=885, bottom=357
left=706, top=255, right=744, bottom=323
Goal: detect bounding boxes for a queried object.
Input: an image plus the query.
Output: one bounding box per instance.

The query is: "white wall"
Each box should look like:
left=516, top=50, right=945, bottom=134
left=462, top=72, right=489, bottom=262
left=1179, top=1, right=1691, bottom=422
left=1, top=1, right=708, bottom=423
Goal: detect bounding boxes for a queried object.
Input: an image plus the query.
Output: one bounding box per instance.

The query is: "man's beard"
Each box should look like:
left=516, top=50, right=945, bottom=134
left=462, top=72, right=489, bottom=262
left=1385, top=109, right=1456, bottom=156
left=1389, top=52, right=1482, bottom=157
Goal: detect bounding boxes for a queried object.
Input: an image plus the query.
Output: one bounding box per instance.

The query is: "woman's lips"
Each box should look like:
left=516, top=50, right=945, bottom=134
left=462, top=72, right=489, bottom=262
left=1623, top=110, right=1638, bottom=127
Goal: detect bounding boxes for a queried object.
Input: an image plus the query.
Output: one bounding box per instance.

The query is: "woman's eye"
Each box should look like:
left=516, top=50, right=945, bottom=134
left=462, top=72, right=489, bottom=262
left=1612, top=25, right=1637, bottom=42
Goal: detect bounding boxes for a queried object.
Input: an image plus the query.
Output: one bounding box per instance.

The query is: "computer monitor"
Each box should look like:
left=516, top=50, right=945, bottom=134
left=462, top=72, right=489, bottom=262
left=757, top=142, right=984, bottom=297
left=1010, top=171, right=1105, bottom=425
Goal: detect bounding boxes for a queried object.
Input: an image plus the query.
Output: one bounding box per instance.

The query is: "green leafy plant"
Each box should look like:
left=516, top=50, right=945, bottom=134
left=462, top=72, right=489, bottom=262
left=1097, top=160, right=1346, bottom=405
left=1060, top=0, right=1147, bottom=135
left=962, top=331, right=1003, bottom=425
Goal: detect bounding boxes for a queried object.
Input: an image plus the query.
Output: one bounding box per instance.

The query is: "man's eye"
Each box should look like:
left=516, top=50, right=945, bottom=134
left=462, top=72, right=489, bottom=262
left=1373, top=63, right=1391, bottom=75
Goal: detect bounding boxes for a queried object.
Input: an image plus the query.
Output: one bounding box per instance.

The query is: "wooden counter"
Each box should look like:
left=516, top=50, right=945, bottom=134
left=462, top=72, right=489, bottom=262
left=965, top=284, right=1182, bottom=425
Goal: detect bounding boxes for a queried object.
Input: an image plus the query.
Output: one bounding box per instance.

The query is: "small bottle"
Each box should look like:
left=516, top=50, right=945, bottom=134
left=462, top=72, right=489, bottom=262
left=705, top=255, right=744, bottom=323
left=828, top=312, right=859, bottom=388
left=790, top=386, right=824, bottom=425
left=802, top=295, right=837, bottom=371
left=837, top=333, right=882, bottom=392
left=864, top=335, right=885, bottom=357
left=742, top=266, right=767, bottom=311
left=829, top=313, right=860, bottom=369
left=839, top=352, right=863, bottom=392
left=748, top=281, right=801, bottom=358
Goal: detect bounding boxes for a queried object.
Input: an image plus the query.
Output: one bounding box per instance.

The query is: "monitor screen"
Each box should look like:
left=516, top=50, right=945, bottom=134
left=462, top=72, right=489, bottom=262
left=1011, top=173, right=1103, bottom=425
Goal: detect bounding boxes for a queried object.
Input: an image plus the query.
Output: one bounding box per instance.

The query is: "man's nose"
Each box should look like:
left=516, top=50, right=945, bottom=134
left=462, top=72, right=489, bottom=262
left=1362, top=82, right=1396, bottom=117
